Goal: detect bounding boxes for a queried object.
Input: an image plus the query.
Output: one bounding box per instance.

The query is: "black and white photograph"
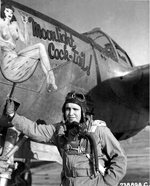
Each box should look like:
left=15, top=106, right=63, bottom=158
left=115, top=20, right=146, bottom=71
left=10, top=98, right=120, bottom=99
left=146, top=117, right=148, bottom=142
left=0, top=0, right=149, bottom=185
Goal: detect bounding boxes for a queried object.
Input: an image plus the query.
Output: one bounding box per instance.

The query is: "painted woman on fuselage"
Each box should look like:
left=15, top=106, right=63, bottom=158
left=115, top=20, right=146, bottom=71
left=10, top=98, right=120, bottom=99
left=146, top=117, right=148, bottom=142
left=0, top=3, right=57, bottom=92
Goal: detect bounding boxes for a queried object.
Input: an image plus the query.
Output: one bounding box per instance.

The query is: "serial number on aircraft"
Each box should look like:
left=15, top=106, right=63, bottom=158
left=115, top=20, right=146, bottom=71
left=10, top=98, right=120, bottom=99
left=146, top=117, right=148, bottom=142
left=120, top=182, right=150, bottom=186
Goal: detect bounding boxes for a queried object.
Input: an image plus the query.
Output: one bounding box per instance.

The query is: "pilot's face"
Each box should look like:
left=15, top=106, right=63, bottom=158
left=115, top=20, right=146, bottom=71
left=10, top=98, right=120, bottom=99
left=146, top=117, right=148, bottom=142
left=65, top=103, right=81, bottom=123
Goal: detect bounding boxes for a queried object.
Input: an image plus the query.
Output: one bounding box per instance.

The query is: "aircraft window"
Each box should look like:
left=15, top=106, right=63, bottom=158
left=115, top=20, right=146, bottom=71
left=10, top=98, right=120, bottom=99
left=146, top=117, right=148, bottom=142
left=117, top=49, right=127, bottom=63
left=115, top=46, right=132, bottom=66
left=94, top=35, right=116, bottom=61
left=83, top=30, right=117, bottom=61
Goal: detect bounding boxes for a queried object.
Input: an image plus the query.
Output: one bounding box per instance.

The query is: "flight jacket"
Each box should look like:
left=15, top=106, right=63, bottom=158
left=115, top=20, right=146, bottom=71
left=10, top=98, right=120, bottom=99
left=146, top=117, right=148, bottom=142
left=11, top=114, right=127, bottom=186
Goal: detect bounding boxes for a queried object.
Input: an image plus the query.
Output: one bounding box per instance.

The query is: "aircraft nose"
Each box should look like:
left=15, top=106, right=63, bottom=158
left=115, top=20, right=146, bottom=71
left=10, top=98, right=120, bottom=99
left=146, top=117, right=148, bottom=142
left=109, top=64, right=149, bottom=110
left=133, top=65, right=149, bottom=109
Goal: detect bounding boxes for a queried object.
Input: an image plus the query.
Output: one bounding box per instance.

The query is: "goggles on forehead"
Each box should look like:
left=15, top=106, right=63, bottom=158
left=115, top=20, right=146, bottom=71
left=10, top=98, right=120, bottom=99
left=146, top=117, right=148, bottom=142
left=66, top=92, right=86, bottom=103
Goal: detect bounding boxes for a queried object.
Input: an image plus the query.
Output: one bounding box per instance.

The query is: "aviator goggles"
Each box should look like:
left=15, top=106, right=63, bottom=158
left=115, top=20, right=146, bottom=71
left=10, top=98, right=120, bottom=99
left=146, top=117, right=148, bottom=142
left=66, top=92, right=86, bottom=103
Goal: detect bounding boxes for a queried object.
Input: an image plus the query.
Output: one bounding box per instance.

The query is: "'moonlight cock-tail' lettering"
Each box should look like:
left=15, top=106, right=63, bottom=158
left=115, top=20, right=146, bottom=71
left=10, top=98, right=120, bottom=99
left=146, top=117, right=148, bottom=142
left=29, top=17, right=92, bottom=76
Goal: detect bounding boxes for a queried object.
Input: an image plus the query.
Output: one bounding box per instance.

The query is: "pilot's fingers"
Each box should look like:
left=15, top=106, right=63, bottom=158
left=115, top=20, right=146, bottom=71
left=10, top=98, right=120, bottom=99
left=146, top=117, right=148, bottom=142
left=6, top=99, right=15, bottom=115
left=6, top=99, right=14, bottom=108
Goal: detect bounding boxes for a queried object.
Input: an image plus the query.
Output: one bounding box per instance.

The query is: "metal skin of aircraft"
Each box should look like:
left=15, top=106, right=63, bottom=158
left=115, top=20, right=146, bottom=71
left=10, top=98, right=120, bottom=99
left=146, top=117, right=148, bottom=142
left=0, top=0, right=149, bottom=185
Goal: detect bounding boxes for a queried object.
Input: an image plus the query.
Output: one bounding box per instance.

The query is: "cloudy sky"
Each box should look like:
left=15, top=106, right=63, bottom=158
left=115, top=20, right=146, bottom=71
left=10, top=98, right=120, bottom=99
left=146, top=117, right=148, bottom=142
left=15, top=0, right=149, bottom=66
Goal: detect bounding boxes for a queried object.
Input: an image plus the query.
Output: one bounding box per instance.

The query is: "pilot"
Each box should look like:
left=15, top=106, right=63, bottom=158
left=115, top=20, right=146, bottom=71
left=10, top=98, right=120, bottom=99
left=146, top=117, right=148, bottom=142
left=2, top=91, right=127, bottom=186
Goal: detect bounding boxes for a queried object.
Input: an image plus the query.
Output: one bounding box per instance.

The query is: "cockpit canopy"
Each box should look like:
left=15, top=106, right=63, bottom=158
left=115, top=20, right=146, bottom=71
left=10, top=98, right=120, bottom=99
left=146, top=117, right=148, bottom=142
left=83, top=28, right=133, bottom=67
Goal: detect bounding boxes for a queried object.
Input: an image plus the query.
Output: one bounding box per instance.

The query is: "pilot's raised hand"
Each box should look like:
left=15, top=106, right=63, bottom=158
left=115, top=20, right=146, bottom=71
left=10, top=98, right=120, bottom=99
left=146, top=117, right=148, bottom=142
left=6, top=99, right=15, bottom=120
left=0, top=99, right=20, bottom=127
left=0, top=99, right=15, bottom=127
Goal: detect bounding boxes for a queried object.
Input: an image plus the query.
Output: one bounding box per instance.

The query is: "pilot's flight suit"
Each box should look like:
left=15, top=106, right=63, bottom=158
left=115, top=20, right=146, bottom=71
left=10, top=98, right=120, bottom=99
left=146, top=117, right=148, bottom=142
left=11, top=114, right=127, bottom=186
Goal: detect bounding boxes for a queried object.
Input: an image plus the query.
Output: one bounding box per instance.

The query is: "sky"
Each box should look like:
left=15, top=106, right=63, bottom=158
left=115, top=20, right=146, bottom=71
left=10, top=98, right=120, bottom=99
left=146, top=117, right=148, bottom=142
left=14, top=0, right=149, bottom=66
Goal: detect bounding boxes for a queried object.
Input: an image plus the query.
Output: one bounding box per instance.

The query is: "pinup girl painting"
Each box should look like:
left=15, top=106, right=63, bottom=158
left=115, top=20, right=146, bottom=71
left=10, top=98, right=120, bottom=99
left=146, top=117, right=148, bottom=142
left=0, top=3, right=57, bottom=92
